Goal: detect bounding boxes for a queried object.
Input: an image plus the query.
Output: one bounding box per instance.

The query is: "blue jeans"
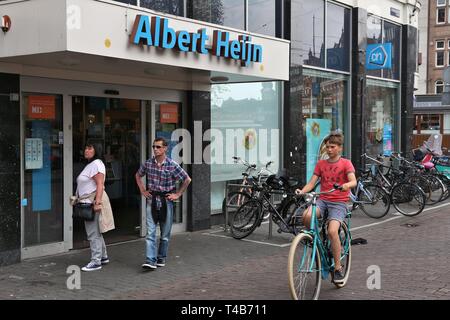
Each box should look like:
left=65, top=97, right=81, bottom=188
left=145, top=201, right=174, bottom=264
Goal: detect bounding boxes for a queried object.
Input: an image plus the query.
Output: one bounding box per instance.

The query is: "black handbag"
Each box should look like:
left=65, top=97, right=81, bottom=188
left=73, top=202, right=95, bottom=221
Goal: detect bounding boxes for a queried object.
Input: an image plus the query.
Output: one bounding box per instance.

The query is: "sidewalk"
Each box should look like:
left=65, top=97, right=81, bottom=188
left=1, top=201, right=450, bottom=300
left=0, top=223, right=291, bottom=300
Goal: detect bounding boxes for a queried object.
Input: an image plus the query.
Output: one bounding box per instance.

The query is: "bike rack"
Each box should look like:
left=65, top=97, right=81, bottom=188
left=223, top=181, right=285, bottom=239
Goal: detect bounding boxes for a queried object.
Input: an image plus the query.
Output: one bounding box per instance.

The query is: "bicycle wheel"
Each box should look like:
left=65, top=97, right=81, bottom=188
left=333, top=222, right=352, bottom=288
left=436, top=173, right=450, bottom=201
left=408, top=176, right=431, bottom=204
left=424, top=175, right=446, bottom=203
left=287, top=233, right=322, bottom=300
left=230, top=199, right=262, bottom=239
left=391, top=182, right=426, bottom=217
left=222, top=191, right=251, bottom=220
left=357, top=184, right=391, bottom=219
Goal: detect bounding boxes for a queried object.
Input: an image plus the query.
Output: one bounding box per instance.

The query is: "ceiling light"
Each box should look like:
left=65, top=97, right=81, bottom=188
left=210, top=76, right=229, bottom=82
left=58, top=57, right=80, bottom=67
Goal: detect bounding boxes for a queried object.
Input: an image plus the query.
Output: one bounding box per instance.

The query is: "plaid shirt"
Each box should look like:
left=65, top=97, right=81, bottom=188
left=137, top=157, right=189, bottom=208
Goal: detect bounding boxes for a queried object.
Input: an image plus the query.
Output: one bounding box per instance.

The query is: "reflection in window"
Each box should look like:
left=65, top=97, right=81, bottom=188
left=140, top=0, right=184, bottom=16
left=210, top=82, right=281, bottom=211
left=367, top=15, right=382, bottom=78
left=366, top=79, right=399, bottom=157
left=248, top=0, right=276, bottom=36
left=383, top=21, right=401, bottom=80
left=367, top=16, right=401, bottom=80
left=189, top=0, right=245, bottom=29
left=301, top=68, right=348, bottom=137
left=291, top=0, right=325, bottom=67
left=326, top=2, right=350, bottom=71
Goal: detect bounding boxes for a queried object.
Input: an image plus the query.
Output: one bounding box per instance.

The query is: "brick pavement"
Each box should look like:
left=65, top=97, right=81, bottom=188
left=0, top=202, right=450, bottom=300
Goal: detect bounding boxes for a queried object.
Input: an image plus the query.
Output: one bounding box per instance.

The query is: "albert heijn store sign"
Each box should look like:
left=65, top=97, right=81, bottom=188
left=130, top=15, right=263, bottom=67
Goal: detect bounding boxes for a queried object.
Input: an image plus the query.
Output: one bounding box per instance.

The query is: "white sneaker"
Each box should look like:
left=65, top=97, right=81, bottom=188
left=81, top=261, right=102, bottom=272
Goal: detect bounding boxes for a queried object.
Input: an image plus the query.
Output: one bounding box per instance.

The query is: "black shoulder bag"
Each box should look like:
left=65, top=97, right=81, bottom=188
left=72, top=190, right=96, bottom=221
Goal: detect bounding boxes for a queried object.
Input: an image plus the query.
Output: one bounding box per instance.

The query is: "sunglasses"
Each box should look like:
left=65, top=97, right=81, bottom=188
left=152, top=145, right=164, bottom=149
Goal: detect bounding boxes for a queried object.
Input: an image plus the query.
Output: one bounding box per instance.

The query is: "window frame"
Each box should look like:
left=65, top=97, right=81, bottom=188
left=438, top=0, right=446, bottom=7
left=436, top=80, right=445, bottom=94
left=437, top=51, right=445, bottom=67
left=437, top=7, right=446, bottom=24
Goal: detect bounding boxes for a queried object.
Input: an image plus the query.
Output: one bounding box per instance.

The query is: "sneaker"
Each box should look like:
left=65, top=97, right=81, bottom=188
left=142, top=262, right=157, bottom=270
left=81, top=262, right=102, bottom=272
left=333, top=265, right=345, bottom=284
left=101, top=257, right=110, bottom=265
left=156, top=258, right=166, bottom=267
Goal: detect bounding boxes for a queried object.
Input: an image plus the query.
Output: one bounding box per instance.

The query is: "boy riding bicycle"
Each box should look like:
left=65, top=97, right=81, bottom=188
left=295, top=132, right=356, bottom=284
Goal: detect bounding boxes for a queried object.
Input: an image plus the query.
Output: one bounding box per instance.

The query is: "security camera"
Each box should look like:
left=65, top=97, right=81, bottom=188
left=1, top=15, right=11, bottom=33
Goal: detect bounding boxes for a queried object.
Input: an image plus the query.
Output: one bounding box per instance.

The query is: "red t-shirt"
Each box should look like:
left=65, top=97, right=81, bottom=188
left=313, top=158, right=355, bottom=202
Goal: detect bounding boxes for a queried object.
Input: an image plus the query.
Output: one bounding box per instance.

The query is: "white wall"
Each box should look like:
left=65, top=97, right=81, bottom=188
left=417, top=0, right=429, bottom=94
left=0, top=0, right=290, bottom=81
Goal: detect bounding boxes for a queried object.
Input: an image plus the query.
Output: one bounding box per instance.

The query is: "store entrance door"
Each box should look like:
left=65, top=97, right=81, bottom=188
left=72, top=96, right=142, bottom=248
left=21, top=94, right=65, bottom=258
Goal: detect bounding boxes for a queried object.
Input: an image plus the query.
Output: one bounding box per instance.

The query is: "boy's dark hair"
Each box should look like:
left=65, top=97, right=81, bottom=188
left=154, top=137, right=168, bottom=146
left=324, top=131, right=344, bottom=146
left=85, top=140, right=103, bottom=163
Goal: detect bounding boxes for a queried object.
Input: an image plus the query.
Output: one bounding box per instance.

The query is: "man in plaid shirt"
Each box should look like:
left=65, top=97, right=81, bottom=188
left=135, top=137, right=191, bottom=270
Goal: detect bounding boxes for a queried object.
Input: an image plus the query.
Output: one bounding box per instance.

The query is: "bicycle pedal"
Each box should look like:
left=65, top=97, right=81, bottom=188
left=277, top=228, right=283, bottom=234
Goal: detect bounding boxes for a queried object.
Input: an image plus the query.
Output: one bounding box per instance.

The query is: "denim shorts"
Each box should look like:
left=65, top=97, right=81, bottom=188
left=316, top=199, right=348, bottom=223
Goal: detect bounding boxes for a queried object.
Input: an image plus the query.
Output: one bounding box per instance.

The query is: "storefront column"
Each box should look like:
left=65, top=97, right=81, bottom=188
left=284, top=67, right=305, bottom=182
left=0, top=73, right=21, bottom=266
left=187, top=90, right=211, bottom=231
left=351, top=7, right=367, bottom=173
left=283, top=0, right=305, bottom=181
left=401, top=25, right=418, bottom=155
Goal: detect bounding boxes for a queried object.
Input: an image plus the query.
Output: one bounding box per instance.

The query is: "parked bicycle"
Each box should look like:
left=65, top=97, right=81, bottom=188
left=350, top=169, right=391, bottom=219
left=287, top=184, right=352, bottom=300
left=222, top=156, right=273, bottom=219
left=230, top=174, right=307, bottom=239
left=362, top=153, right=426, bottom=217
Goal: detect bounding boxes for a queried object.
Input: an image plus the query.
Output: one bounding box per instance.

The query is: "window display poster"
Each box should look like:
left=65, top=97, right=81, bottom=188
left=32, top=121, right=51, bottom=212
left=160, top=104, right=178, bottom=124
left=25, top=138, right=43, bottom=170
left=383, top=123, right=392, bottom=156
left=306, top=119, right=331, bottom=183
left=28, top=96, right=55, bottom=120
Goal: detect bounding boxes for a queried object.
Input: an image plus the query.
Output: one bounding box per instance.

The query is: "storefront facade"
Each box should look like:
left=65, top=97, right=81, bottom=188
left=0, top=0, right=420, bottom=265
left=285, top=0, right=420, bottom=181
left=0, top=0, right=289, bottom=265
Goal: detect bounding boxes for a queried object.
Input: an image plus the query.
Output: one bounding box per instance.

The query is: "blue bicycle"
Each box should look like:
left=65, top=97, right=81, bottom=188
left=287, top=185, right=352, bottom=300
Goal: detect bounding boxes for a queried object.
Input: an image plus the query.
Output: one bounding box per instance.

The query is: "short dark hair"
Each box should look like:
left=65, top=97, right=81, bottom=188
left=154, top=137, right=168, bottom=146
left=324, top=131, right=344, bottom=146
left=85, top=140, right=103, bottom=163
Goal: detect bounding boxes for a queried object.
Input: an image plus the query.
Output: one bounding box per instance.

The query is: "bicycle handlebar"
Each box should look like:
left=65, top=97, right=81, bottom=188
left=295, top=184, right=343, bottom=199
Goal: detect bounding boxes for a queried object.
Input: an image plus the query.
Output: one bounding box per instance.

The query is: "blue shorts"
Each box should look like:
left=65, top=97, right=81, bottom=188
left=316, top=199, right=348, bottom=223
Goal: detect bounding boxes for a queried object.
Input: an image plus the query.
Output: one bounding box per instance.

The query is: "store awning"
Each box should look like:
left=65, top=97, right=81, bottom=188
left=0, top=0, right=290, bottom=88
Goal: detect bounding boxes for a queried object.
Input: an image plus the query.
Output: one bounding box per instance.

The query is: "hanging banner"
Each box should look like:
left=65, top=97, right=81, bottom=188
left=31, top=121, right=52, bottom=212
left=28, top=96, right=56, bottom=120
left=306, top=119, right=331, bottom=183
